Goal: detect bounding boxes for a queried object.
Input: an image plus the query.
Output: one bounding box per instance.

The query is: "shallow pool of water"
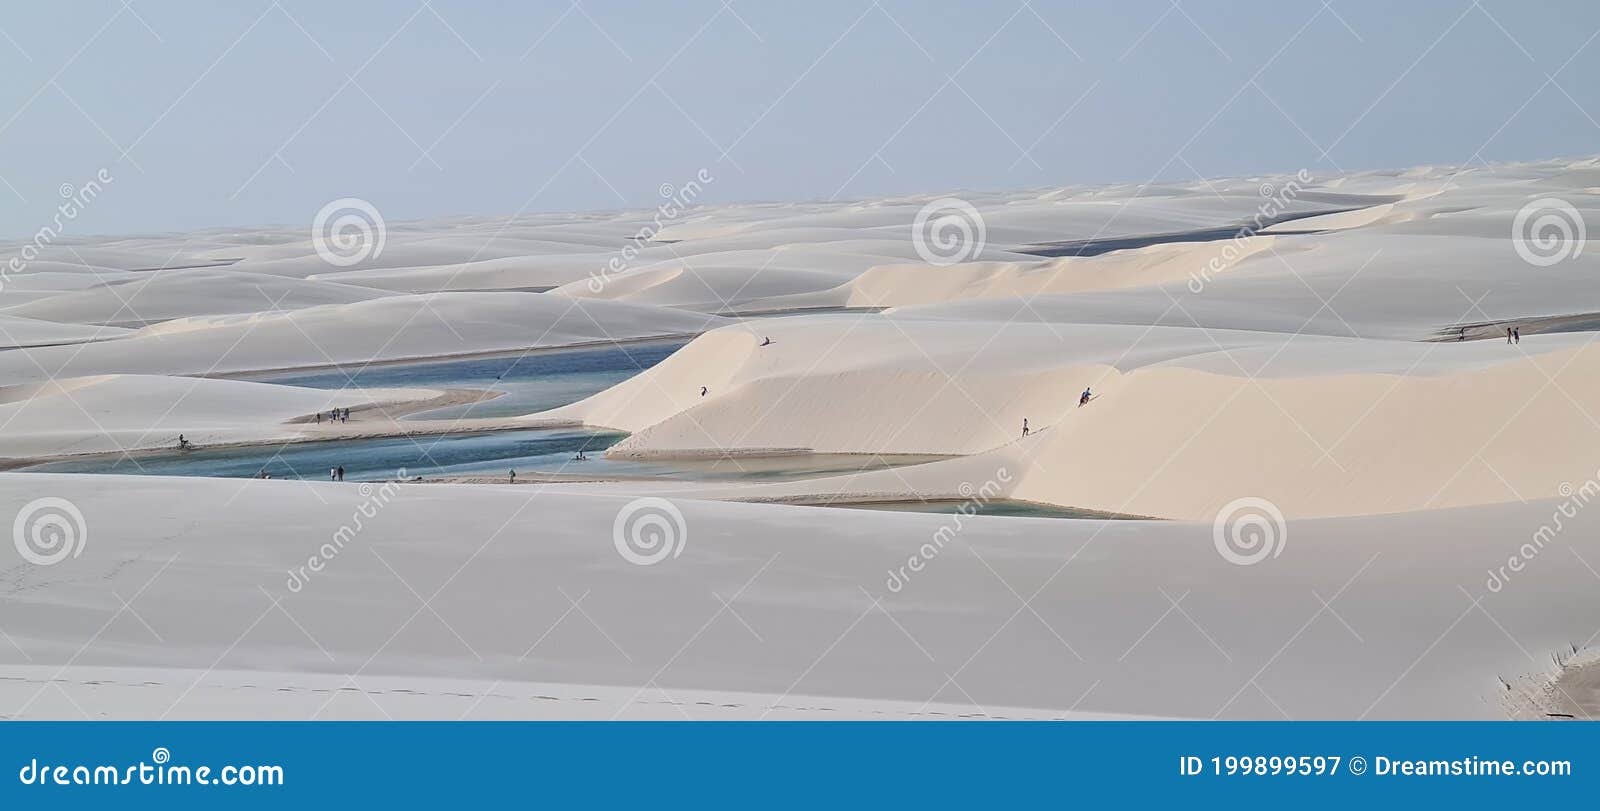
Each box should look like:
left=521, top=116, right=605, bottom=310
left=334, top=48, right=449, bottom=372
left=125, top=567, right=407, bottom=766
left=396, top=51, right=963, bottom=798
left=818, top=499, right=1135, bottom=519
left=24, top=432, right=946, bottom=484
left=245, top=339, right=689, bottom=420
left=599, top=453, right=948, bottom=482
left=23, top=429, right=627, bottom=481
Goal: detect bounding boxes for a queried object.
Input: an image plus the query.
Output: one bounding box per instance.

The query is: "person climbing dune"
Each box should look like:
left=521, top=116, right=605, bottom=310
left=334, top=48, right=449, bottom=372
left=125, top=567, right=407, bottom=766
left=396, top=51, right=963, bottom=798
left=1079, top=387, right=1093, bottom=407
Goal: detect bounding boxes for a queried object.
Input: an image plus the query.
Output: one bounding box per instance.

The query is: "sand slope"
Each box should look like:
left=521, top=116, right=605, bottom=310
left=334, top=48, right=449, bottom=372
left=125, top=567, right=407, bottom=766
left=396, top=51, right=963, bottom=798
left=6, top=268, right=398, bottom=327
left=544, top=314, right=1600, bottom=519
left=0, top=473, right=1591, bottom=720
left=4, top=157, right=1600, bottom=720
left=0, top=292, right=724, bottom=382
left=0, top=314, right=130, bottom=349
left=0, top=375, right=439, bottom=460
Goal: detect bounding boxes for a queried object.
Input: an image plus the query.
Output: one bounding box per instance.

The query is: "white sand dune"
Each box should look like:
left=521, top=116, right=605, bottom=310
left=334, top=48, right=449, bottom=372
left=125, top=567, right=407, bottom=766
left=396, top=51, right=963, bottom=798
left=0, top=265, right=142, bottom=308
left=0, top=314, right=130, bottom=349
left=5, top=268, right=399, bottom=327
left=550, top=250, right=872, bottom=312
left=3, top=156, right=1600, bottom=720
left=541, top=315, right=1600, bottom=519
left=0, top=267, right=140, bottom=291
left=0, top=665, right=1156, bottom=721
left=831, top=237, right=1280, bottom=308
left=0, top=375, right=438, bottom=460
left=0, top=244, right=212, bottom=272
left=311, top=253, right=617, bottom=294
left=0, top=292, right=724, bottom=382
left=203, top=224, right=643, bottom=279
left=1002, top=340, right=1600, bottom=519
left=0, top=473, right=1592, bottom=720
left=889, top=230, right=1600, bottom=341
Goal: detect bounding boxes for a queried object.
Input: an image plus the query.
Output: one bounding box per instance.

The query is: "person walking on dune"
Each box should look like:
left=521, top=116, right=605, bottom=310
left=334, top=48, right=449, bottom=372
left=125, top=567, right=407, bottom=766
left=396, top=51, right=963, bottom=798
left=336, top=465, right=345, bottom=482
left=700, top=386, right=708, bottom=397
left=1079, top=387, right=1093, bottom=407
left=1507, top=327, right=1513, bottom=344
left=509, top=469, right=516, bottom=484
left=1022, top=418, right=1030, bottom=438
left=330, top=467, right=338, bottom=482
left=1513, top=326, right=1521, bottom=344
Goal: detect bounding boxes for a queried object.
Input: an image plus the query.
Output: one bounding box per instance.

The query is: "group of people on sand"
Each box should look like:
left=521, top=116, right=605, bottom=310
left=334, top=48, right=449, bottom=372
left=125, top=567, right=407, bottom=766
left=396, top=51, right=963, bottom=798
left=1020, top=387, right=1095, bottom=438
left=315, top=408, right=351, bottom=424
left=1456, top=325, right=1526, bottom=343
left=329, top=465, right=345, bottom=481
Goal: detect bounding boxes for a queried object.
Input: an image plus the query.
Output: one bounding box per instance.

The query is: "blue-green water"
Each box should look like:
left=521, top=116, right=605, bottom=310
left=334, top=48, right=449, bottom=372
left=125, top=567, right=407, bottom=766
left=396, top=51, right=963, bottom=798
left=246, top=339, right=689, bottom=421
left=23, top=337, right=954, bottom=484
left=25, top=429, right=627, bottom=481
left=25, top=336, right=1041, bottom=497
left=24, top=431, right=943, bottom=484
left=823, top=499, right=1136, bottom=519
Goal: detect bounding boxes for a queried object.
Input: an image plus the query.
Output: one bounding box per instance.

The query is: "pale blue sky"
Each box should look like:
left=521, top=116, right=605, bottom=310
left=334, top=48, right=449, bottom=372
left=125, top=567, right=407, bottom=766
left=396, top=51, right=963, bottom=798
left=1, top=0, right=1597, bottom=238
